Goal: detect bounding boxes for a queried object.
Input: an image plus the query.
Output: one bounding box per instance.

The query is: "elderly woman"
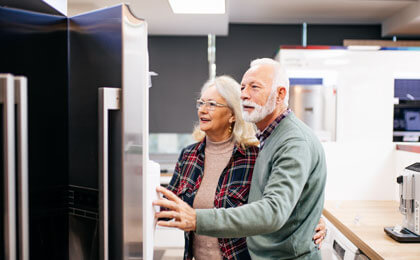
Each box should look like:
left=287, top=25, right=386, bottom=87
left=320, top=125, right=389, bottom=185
left=162, top=75, right=325, bottom=260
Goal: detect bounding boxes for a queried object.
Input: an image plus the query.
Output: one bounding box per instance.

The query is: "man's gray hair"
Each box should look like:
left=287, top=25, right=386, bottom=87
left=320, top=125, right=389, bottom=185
left=250, top=58, right=290, bottom=106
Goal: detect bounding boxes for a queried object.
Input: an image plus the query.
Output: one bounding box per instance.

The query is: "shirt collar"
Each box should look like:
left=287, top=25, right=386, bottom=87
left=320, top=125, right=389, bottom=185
left=256, top=108, right=291, bottom=148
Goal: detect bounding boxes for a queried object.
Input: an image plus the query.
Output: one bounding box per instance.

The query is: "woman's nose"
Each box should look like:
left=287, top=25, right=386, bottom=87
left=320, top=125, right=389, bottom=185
left=198, top=107, right=208, bottom=114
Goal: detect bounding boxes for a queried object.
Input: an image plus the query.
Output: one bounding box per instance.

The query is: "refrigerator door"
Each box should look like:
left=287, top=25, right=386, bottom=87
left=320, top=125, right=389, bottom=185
left=121, top=5, right=149, bottom=259
left=0, top=7, right=69, bottom=259
left=98, top=87, right=121, bottom=260
left=14, top=76, right=29, bottom=260
left=69, top=4, right=149, bottom=260
left=69, top=6, right=124, bottom=260
left=0, top=74, right=16, bottom=260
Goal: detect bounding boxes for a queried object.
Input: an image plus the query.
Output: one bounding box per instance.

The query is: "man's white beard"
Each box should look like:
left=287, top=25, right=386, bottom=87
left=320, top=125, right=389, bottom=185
left=242, top=89, right=277, bottom=123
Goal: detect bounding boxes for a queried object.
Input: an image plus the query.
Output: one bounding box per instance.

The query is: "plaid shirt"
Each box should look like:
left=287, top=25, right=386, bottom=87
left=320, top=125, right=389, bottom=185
left=167, top=138, right=259, bottom=260
left=256, top=108, right=291, bottom=149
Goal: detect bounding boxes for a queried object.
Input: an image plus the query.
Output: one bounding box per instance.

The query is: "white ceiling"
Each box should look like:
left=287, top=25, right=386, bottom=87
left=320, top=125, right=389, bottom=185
left=67, top=0, right=420, bottom=36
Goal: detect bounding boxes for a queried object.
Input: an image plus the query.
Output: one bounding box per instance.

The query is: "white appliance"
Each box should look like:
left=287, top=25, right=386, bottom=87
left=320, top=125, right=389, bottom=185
left=289, top=84, right=337, bottom=141
left=321, top=217, right=369, bottom=260
left=144, top=160, right=161, bottom=260
left=385, top=162, right=420, bottom=242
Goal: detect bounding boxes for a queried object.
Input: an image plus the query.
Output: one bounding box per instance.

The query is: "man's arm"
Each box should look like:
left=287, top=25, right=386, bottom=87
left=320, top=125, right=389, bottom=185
left=194, top=140, right=311, bottom=238
left=155, top=140, right=312, bottom=238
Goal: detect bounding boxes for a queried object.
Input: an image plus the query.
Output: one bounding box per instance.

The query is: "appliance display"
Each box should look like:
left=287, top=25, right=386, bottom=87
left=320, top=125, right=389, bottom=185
left=0, top=74, right=29, bottom=260
left=385, top=162, right=420, bottom=242
left=289, top=80, right=337, bottom=142
left=1, top=3, right=154, bottom=260
left=321, top=217, right=369, bottom=260
left=393, top=79, right=420, bottom=142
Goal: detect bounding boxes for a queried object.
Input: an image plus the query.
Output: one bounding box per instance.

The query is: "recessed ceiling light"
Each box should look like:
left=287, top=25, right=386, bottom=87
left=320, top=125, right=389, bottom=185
left=168, top=0, right=225, bottom=14
left=347, top=45, right=381, bottom=51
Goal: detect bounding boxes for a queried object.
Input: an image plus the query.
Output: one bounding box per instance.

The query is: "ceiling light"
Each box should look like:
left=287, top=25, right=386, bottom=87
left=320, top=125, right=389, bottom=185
left=347, top=45, right=381, bottom=51
left=168, top=0, right=225, bottom=14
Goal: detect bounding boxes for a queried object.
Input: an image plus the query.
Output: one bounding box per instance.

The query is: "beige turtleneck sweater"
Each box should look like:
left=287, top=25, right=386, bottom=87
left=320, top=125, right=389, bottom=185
left=192, top=136, right=235, bottom=260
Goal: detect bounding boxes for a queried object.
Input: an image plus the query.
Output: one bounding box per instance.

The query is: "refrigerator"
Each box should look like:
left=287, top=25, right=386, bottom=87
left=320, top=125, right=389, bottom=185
left=0, top=2, right=152, bottom=260
left=288, top=83, right=337, bottom=142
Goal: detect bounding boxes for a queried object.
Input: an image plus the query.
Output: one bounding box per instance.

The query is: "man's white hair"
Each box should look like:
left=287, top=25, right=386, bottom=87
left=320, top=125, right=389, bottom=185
left=250, top=58, right=290, bottom=106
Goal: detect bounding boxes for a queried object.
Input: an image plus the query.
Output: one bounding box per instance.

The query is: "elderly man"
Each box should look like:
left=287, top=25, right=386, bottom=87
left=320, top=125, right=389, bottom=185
left=155, top=58, right=327, bottom=260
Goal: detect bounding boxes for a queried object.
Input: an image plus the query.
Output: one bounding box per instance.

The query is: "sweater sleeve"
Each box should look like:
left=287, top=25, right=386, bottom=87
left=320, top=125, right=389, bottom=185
left=195, top=140, right=311, bottom=238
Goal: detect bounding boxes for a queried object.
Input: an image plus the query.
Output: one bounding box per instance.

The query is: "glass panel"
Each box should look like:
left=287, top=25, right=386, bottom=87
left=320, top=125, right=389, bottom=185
left=149, top=133, right=195, bottom=155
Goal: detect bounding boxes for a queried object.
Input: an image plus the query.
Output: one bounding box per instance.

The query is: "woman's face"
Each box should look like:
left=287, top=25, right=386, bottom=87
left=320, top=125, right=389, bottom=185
left=197, top=85, right=234, bottom=141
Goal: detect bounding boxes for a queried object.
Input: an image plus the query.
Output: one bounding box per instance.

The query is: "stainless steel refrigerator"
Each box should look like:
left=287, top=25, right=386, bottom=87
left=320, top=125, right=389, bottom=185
left=289, top=84, right=337, bottom=142
left=0, top=2, right=150, bottom=260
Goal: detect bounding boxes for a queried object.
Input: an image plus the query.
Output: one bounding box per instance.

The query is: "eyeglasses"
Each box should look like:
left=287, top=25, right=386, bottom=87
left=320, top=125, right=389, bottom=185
left=196, top=99, right=228, bottom=111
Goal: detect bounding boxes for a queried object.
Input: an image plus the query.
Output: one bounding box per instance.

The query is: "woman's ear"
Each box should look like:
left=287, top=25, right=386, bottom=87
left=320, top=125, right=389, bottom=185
left=229, top=116, right=235, bottom=124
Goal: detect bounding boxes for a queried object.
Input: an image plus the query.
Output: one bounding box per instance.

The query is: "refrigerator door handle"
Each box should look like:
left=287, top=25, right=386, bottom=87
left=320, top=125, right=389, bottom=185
left=98, top=88, right=121, bottom=260
left=15, top=76, right=29, bottom=260
left=0, top=74, right=17, bottom=260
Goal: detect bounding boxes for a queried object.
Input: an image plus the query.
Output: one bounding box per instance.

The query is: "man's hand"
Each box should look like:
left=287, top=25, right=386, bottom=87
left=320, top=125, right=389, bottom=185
left=153, top=186, right=197, bottom=232
left=313, top=217, right=327, bottom=249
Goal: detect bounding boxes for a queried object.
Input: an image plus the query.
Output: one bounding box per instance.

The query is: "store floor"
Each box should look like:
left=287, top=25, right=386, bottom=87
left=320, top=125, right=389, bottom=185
left=154, top=249, right=184, bottom=260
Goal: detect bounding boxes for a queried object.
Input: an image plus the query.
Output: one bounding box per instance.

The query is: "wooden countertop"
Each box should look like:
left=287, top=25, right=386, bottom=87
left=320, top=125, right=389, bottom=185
left=396, top=144, right=420, bottom=154
left=323, top=201, right=420, bottom=260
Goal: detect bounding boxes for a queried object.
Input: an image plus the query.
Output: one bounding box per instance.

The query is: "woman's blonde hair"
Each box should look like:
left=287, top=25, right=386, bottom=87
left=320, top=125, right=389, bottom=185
left=192, top=75, right=259, bottom=148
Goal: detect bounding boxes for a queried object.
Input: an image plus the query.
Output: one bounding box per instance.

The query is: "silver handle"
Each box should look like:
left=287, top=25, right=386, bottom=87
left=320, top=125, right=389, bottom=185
left=14, top=76, right=29, bottom=260
left=99, top=88, right=121, bottom=260
left=0, top=74, right=16, bottom=260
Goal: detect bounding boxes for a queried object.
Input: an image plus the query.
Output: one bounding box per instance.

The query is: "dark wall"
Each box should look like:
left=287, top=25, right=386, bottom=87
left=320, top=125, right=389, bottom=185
left=217, top=24, right=391, bottom=82
left=216, top=24, right=302, bottom=83
left=307, top=24, right=382, bottom=45
left=148, top=36, right=208, bottom=133
left=148, top=23, right=396, bottom=133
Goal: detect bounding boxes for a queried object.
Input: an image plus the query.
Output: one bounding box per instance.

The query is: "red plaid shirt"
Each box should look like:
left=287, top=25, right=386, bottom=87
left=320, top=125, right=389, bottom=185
left=167, top=138, right=259, bottom=260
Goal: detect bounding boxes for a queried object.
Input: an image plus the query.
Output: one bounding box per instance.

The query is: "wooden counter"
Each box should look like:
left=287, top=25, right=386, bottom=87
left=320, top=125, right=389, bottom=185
left=396, top=144, right=420, bottom=154
left=323, top=201, right=420, bottom=260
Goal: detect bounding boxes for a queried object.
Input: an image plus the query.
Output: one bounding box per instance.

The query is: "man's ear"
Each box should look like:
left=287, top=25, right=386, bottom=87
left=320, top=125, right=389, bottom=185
left=277, top=87, right=287, bottom=103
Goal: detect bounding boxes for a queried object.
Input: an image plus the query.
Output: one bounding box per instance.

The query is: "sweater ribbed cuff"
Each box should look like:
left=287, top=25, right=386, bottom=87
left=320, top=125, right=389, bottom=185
left=195, top=208, right=215, bottom=235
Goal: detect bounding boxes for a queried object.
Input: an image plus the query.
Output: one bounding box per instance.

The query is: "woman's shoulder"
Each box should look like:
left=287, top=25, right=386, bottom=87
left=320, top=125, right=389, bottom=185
left=182, top=141, right=202, bottom=153
left=235, top=143, right=259, bottom=158
left=246, top=144, right=260, bottom=153
left=177, top=141, right=203, bottom=160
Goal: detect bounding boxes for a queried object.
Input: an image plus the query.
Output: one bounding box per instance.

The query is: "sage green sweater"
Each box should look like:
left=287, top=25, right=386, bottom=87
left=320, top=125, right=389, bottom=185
left=196, top=112, right=327, bottom=259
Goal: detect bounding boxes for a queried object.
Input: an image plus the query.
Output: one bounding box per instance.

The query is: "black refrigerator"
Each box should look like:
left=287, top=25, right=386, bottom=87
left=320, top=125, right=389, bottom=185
left=0, top=2, right=150, bottom=260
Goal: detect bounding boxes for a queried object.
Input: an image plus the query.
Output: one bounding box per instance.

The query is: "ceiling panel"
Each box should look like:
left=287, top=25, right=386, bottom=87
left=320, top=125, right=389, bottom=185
left=68, top=0, right=228, bottom=35
left=66, top=0, right=420, bottom=35
left=229, top=0, right=415, bottom=24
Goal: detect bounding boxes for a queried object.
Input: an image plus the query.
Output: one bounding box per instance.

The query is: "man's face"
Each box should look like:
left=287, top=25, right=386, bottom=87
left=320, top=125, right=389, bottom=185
left=240, top=64, right=277, bottom=123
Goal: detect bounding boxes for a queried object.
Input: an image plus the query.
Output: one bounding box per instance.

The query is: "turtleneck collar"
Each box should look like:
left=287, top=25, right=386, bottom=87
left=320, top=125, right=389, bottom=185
left=205, top=135, right=234, bottom=155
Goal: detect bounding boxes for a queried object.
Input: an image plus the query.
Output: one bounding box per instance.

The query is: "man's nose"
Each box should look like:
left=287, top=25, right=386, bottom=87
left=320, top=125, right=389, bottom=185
left=241, top=87, right=250, bottom=100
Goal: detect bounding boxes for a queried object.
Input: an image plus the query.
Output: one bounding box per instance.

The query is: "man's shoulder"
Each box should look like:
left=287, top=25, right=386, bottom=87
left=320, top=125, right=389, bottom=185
left=276, top=113, right=318, bottom=141
left=263, top=112, right=323, bottom=154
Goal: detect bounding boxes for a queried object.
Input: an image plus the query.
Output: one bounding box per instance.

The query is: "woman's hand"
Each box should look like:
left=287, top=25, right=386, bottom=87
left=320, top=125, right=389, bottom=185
left=153, top=186, right=197, bottom=232
left=313, top=217, right=327, bottom=249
